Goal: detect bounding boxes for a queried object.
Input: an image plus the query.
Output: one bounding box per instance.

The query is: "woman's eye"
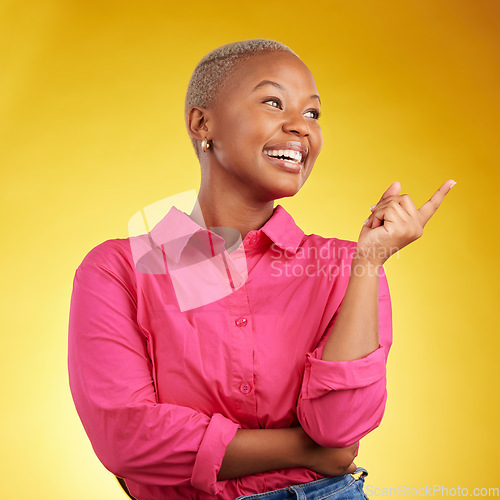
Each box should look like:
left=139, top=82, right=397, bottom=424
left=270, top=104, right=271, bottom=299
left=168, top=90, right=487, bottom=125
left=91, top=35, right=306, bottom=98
left=264, top=99, right=281, bottom=109
left=304, top=109, right=320, bottom=119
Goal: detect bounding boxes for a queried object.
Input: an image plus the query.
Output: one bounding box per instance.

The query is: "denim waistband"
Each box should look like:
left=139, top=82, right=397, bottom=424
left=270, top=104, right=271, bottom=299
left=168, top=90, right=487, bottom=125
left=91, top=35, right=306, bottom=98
left=235, top=467, right=368, bottom=499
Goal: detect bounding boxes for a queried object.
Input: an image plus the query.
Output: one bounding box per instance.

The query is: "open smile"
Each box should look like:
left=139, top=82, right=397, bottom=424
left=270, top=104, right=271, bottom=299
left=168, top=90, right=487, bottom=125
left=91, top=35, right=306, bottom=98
left=263, top=142, right=308, bottom=174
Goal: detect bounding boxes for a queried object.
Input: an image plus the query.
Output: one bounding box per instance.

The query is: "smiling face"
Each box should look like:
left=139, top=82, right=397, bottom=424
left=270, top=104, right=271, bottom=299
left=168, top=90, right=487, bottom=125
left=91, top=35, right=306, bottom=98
left=199, top=51, right=323, bottom=203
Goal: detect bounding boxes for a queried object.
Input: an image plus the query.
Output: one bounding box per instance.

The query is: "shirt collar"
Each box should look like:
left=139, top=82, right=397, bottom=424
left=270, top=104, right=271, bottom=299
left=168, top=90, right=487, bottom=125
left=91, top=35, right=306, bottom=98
left=146, top=203, right=304, bottom=263
left=148, top=206, right=215, bottom=264
left=260, top=205, right=304, bottom=254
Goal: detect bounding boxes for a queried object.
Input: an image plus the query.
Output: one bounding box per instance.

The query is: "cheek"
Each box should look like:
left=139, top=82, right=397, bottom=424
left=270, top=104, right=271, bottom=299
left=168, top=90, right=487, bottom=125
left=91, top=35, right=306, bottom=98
left=310, top=126, right=323, bottom=160
left=316, top=125, right=323, bottom=147
left=218, top=110, right=264, bottom=147
left=238, top=113, right=274, bottom=138
left=213, top=115, right=269, bottom=167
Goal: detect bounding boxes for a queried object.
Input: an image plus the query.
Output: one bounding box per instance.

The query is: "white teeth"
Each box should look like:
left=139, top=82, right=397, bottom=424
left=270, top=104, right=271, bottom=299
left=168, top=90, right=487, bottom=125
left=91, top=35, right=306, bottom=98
left=264, top=149, right=303, bottom=163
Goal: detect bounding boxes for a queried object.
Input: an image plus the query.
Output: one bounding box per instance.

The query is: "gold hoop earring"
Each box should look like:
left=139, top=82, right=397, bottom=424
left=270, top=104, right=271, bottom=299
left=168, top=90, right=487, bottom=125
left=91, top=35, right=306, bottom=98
left=201, top=138, right=211, bottom=153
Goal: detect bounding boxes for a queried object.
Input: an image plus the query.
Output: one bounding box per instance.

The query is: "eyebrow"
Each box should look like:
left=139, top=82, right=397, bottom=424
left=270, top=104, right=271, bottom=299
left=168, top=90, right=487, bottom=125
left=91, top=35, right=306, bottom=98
left=252, top=80, right=321, bottom=105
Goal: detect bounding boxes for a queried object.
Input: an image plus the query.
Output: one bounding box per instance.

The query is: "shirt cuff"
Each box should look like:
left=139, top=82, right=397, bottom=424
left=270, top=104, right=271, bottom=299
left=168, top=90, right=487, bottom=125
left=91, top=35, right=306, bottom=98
left=191, top=413, right=240, bottom=494
left=302, top=346, right=387, bottom=398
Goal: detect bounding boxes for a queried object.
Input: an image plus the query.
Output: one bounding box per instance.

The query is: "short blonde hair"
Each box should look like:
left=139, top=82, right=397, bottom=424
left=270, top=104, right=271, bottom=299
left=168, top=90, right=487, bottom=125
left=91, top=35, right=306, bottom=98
left=185, top=39, right=297, bottom=157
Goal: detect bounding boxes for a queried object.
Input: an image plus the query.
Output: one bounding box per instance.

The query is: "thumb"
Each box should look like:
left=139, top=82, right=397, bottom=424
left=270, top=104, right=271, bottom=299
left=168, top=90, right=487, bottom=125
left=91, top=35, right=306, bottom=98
left=366, top=182, right=402, bottom=228
left=378, top=181, right=401, bottom=203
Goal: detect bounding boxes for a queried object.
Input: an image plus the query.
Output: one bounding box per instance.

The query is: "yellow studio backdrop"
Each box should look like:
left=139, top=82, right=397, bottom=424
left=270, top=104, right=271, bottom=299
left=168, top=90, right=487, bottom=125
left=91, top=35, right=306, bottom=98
left=1, top=0, right=498, bottom=498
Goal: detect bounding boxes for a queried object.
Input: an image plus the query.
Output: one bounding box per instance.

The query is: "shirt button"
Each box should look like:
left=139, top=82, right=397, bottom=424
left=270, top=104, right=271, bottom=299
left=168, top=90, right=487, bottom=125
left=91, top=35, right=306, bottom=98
left=240, top=383, right=252, bottom=394
left=247, top=234, right=257, bottom=246
left=235, top=318, right=248, bottom=327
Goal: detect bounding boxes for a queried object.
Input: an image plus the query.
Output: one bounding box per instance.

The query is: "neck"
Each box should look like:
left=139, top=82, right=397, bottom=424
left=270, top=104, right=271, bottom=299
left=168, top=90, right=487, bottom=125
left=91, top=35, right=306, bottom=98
left=194, top=178, right=275, bottom=242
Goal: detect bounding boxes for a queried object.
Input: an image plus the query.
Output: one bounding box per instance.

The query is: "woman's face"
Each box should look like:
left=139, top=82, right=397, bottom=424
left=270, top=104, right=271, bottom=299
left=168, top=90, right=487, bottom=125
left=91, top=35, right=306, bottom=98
left=205, top=51, right=322, bottom=202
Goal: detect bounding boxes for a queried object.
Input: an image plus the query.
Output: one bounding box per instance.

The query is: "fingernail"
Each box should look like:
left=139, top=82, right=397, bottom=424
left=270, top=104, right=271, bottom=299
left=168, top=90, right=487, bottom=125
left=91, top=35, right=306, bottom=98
left=363, top=218, right=370, bottom=225
left=369, top=205, right=376, bottom=211
left=449, top=180, right=457, bottom=188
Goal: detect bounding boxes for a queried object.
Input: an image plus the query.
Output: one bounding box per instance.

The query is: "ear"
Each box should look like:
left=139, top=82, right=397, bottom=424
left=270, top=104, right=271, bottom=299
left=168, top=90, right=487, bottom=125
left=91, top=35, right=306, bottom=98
left=186, top=106, right=212, bottom=142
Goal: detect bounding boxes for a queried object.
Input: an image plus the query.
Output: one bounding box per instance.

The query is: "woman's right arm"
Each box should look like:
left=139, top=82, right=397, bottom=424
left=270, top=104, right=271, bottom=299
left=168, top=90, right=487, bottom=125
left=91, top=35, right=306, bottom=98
left=68, top=246, right=240, bottom=496
left=69, top=243, right=356, bottom=496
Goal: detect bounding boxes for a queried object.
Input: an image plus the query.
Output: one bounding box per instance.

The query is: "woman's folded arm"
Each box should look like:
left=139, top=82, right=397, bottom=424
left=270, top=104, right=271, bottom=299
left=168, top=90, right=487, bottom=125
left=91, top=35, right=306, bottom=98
left=68, top=248, right=239, bottom=495
left=297, top=266, right=392, bottom=447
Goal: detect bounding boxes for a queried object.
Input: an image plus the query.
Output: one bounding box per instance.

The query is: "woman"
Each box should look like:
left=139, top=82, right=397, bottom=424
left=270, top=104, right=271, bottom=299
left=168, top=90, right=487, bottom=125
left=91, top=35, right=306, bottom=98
left=68, top=39, right=455, bottom=499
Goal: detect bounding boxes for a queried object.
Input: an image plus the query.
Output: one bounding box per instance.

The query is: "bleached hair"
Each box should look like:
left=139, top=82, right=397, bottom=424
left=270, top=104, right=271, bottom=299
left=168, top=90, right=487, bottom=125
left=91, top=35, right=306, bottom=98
left=185, top=39, right=297, bottom=157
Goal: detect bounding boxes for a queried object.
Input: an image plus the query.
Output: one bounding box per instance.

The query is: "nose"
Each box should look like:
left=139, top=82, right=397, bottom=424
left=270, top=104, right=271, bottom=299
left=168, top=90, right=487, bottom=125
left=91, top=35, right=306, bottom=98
left=282, top=110, right=309, bottom=136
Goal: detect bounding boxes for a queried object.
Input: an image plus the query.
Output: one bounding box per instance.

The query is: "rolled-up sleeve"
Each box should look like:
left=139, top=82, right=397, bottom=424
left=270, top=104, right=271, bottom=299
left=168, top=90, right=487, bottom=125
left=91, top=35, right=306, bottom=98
left=297, top=267, right=392, bottom=448
left=68, top=246, right=240, bottom=495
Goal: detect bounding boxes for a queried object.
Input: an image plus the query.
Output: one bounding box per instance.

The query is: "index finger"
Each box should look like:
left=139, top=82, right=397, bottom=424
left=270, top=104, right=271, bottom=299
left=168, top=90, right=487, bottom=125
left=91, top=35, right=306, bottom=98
left=418, top=179, right=456, bottom=227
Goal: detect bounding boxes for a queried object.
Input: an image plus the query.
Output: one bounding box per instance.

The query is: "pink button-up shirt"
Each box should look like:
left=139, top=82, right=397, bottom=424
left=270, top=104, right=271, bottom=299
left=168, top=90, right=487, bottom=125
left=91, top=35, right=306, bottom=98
left=68, top=204, right=392, bottom=500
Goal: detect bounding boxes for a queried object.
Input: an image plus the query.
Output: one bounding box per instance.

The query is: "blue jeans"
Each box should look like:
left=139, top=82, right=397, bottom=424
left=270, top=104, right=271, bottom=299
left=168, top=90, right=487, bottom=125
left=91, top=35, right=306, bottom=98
left=235, top=468, right=368, bottom=500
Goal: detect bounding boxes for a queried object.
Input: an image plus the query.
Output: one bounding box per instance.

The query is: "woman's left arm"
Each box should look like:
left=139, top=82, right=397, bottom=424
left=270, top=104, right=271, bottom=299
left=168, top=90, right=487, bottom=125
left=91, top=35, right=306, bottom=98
left=297, top=180, right=455, bottom=448
left=296, top=264, right=391, bottom=448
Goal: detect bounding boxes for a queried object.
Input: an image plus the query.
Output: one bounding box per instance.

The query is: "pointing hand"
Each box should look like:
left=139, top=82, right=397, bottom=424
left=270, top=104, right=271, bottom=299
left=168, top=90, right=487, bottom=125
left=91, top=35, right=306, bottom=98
left=357, top=180, right=456, bottom=265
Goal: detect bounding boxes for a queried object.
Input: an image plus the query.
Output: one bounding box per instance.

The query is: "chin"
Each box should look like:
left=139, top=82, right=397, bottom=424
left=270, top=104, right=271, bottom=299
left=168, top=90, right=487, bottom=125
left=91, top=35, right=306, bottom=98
left=261, top=179, right=304, bottom=201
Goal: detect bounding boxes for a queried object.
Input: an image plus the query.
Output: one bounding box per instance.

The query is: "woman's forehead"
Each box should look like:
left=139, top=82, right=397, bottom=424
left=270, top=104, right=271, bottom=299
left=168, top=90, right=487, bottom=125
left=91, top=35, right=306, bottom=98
left=225, top=52, right=318, bottom=96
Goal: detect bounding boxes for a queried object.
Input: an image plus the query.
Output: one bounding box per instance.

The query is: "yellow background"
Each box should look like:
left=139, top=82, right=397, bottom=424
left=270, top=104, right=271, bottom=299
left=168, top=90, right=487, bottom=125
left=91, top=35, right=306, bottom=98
left=1, top=0, right=499, bottom=498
